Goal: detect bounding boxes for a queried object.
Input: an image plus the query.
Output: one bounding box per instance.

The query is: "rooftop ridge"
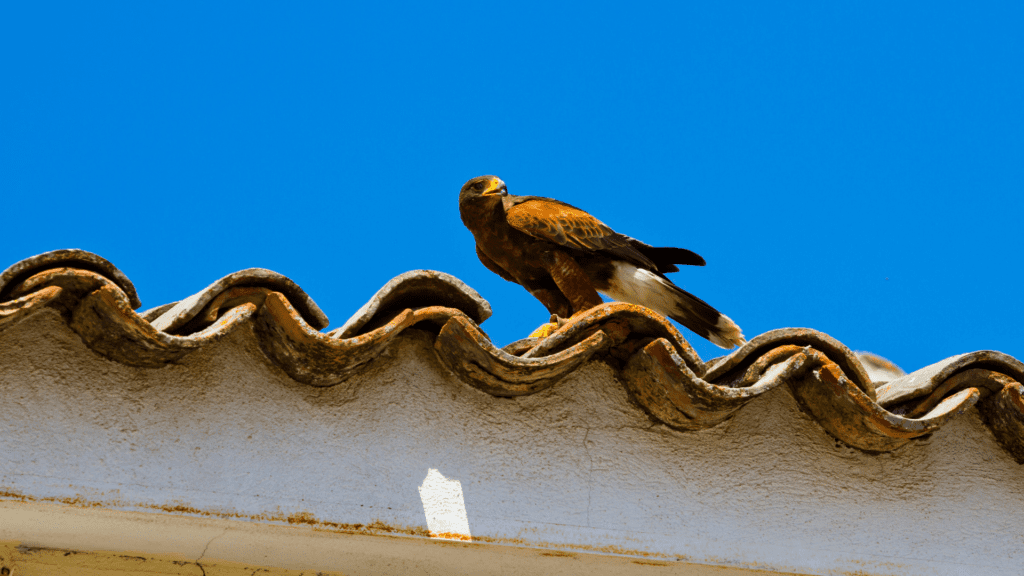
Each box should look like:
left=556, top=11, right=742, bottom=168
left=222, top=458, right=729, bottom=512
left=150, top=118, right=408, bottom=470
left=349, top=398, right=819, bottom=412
left=1, top=250, right=1022, bottom=462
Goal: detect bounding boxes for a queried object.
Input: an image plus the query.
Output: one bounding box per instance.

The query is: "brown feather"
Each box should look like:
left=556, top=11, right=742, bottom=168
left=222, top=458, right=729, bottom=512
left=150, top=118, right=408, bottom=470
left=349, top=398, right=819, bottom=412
left=503, top=196, right=656, bottom=269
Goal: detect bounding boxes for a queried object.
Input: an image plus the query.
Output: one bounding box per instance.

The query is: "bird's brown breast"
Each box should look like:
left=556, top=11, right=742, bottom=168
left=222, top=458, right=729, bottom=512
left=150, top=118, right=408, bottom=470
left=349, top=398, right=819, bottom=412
left=460, top=196, right=553, bottom=286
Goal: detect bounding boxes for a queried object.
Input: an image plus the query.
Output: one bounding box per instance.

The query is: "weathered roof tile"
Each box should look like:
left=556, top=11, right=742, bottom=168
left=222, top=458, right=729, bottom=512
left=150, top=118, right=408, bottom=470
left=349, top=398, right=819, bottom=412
left=2, top=249, right=1022, bottom=462
left=148, top=267, right=329, bottom=333
left=0, top=248, right=140, bottom=309
left=333, top=269, right=491, bottom=338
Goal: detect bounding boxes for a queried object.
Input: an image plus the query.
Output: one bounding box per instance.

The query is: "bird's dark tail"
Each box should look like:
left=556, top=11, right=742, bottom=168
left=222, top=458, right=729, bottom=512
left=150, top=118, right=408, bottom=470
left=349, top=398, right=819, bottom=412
left=600, top=262, right=745, bottom=348
left=627, top=240, right=706, bottom=273
left=663, top=284, right=745, bottom=348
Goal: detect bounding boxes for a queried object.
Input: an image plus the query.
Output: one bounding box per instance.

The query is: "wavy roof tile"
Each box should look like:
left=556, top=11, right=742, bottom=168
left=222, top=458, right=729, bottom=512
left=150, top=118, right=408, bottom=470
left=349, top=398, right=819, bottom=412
left=3, top=249, right=1022, bottom=462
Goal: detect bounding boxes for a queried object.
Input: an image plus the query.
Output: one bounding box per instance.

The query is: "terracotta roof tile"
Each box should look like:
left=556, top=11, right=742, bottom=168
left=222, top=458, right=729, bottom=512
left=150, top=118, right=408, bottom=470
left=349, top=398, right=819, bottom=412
left=2, top=249, right=1022, bottom=462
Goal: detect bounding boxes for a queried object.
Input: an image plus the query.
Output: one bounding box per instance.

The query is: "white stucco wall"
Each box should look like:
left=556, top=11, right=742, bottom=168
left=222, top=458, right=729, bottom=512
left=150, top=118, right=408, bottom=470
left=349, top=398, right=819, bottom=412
left=1, top=309, right=1021, bottom=575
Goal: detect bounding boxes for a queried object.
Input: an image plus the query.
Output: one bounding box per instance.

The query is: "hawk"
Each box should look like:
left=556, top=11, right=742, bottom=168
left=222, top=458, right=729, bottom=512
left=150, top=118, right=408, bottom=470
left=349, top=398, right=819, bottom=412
left=459, top=175, right=745, bottom=348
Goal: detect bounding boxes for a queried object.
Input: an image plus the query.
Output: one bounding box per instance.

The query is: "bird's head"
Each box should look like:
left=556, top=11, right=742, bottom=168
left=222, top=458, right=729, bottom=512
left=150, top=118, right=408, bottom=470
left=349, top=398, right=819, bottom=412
left=460, top=175, right=507, bottom=203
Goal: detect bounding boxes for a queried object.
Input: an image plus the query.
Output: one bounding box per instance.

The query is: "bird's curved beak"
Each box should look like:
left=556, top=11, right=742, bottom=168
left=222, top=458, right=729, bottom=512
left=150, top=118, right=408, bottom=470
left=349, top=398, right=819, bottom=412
left=483, top=179, right=508, bottom=197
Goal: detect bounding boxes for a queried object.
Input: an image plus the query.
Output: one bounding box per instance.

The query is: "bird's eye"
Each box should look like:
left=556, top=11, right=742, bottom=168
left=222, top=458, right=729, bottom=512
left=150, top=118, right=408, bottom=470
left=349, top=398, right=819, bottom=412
left=473, top=181, right=486, bottom=190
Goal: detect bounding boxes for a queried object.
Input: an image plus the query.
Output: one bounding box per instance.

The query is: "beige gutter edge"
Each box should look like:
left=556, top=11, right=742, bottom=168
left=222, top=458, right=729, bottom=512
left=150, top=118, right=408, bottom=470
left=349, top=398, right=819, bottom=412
left=0, top=500, right=805, bottom=576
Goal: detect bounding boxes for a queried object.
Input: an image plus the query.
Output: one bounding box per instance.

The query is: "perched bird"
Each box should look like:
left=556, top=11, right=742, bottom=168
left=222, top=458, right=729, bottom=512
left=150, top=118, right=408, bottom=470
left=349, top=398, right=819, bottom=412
left=459, top=175, right=745, bottom=348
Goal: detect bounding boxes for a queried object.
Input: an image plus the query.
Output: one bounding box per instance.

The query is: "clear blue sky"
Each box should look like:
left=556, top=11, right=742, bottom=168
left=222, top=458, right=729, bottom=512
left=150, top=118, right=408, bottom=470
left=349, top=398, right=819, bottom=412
left=2, top=2, right=1021, bottom=369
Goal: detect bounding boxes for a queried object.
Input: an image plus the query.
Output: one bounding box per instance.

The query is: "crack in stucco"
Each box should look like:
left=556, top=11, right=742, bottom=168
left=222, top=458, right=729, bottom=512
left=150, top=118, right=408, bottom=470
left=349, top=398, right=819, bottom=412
left=195, top=527, right=227, bottom=575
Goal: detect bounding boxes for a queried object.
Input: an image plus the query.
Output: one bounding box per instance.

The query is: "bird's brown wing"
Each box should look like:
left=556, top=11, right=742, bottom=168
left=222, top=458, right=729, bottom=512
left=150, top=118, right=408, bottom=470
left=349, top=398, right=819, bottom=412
left=504, top=196, right=656, bottom=269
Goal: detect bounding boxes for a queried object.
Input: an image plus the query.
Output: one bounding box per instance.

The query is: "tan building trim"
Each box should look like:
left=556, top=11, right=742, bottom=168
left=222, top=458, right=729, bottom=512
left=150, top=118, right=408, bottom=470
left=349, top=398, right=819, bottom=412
left=0, top=501, right=802, bottom=576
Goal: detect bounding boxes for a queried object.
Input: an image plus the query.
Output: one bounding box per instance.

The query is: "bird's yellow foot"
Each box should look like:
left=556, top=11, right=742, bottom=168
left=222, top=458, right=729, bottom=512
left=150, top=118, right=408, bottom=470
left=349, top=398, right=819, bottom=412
left=528, top=323, right=558, bottom=338
left=528, top=314, right=567, bottom=338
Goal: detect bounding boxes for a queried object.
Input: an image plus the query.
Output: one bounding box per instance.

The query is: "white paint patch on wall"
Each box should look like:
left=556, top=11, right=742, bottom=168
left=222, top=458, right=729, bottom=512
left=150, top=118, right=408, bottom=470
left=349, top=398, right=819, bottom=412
left=418, top=468, right=472, bottom=540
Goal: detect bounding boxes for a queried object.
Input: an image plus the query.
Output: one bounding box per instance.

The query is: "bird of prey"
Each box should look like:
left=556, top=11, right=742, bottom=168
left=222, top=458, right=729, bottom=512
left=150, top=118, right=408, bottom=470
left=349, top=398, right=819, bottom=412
left=459, top=175, right=745, bottom=348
